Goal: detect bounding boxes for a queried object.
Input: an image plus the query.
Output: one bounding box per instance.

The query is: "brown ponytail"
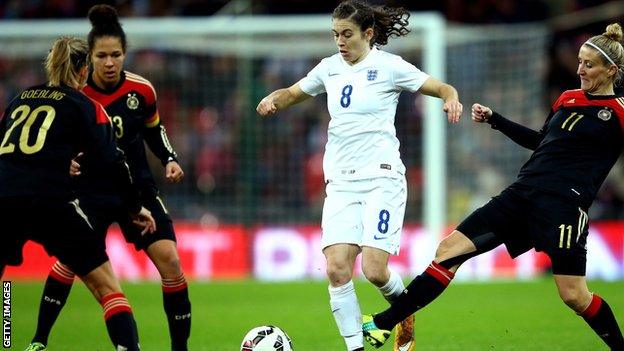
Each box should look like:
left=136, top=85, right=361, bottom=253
left=332, top=0, right=410, bottom=48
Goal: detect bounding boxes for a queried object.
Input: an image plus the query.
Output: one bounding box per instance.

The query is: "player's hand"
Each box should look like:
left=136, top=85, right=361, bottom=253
left=69, top=152, right=83, bottom=177
left=256, top=96, right=278, bottom=116
left=471, top=103, right=492, bottom=123
left=165, top=161, right=184, bottom=183
left=443, top=99, right=463, bottom=124
left=131, top=206, right=157, bottom=235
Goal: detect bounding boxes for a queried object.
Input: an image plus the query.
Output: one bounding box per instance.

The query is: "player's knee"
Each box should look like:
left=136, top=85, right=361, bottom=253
left=434, top=237, right=458, bottom=262
left=361, top=264, right=388, bottom=287
left=558, top=288, right=587, bottom=312
left=435, top=231, right=473, bottom=263
left=326, top=261, right=352, bottom=286
left=158, top=258, right=182, bottom=279
left=83, top=275, right=121, bottom=301
left=150, top=247, right=182, bottom=278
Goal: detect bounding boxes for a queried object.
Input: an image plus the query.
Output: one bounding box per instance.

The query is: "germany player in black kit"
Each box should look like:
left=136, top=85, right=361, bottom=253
left=363, top=23, right=624, bottom=350
left=26, top=5, right=191, bottom=351
left=0, top=37, right=156, bottom=351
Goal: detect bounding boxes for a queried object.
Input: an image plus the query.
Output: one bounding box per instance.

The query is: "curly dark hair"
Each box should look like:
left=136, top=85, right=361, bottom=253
left=87, top=4, right=127, bottom=52
left=332, top=0, right=410, bottom=47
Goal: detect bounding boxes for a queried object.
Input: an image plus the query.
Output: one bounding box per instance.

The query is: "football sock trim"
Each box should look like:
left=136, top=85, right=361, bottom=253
left=425, top=261, right=455, bottom=286
left=162, top=273, right=187, bottom=293
left=49, top=261, right=75, bottom=285
left=580, top=294, right=602, bottom=319
left=101, top=293, right=132, bottom=320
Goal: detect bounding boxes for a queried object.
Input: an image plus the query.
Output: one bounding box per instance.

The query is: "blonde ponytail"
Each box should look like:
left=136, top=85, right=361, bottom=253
left=44, top=36, right=89, bottom=88
left=585, top=23, right=624, bottom=86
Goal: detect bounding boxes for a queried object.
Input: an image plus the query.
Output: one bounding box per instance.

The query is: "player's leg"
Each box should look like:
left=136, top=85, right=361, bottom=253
left=360, top=176, right=414, bottom=351
left=361, top=247, right=414, bottom=351
left=324, top=243, right=363, bottom=351
left=364, top=216, right=505, bottom=347
left=362, top=230, right=481, bottom=346
left=535, top=191, right=624, bottom=349
left=553, top=274, right=624, bottom=349
left=28, top=261, right=75, bottom=348
left=322, top=179, right=367, bottom=351
left=80, top=261, right=140, bottom=351
left=364, top=186, right=532, bottom=345
left=145, top=239, right=191, bottom=351
left=43, top=200, right=140, bottom=351
left=28, top=195, right=117, bottom=349
left=121, top=191, right=190, bottom=351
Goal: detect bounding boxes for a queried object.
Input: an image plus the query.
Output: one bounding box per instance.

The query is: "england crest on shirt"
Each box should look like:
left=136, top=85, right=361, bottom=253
left=367, top=69, right=378, bottom=81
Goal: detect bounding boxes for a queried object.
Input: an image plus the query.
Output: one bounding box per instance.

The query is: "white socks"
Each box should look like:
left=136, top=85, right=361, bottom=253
left=378, top=269, right=405, bottom=303
left=329, top=280, right=363, bottom=350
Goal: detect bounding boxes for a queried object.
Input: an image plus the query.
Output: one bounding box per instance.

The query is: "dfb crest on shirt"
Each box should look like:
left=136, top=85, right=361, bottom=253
left=126, top=93, right=139, bottom=110
left=367, top=69, right=378, bottom=81
left=597, top=108, right=612, bottom=121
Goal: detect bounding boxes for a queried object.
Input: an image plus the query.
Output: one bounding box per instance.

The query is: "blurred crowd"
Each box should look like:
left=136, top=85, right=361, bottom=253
left=1, top=0, right=624, bottom=223
left=0, top=0, right=612, bottom=19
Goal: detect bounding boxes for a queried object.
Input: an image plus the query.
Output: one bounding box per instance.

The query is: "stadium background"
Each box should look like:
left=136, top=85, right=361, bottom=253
left=1, top=1, right=624, bottom=350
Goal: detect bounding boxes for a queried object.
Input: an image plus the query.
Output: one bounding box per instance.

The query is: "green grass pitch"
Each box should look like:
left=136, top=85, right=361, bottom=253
left=6, top=279, right=624, bottom=350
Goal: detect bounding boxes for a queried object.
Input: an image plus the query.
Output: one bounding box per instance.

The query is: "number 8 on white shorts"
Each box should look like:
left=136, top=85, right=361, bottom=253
left=321, top=176, right=407, bottom=255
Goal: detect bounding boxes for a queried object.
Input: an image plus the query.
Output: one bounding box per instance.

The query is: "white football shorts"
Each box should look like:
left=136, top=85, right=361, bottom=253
left=321, top=175, right=407, bottom=255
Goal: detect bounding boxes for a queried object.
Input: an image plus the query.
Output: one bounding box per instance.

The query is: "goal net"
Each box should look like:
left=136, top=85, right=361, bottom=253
left=0, top=15, right=549, bottom=233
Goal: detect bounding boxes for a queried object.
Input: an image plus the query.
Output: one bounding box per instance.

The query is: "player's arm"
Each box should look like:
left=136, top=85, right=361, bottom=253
left=142, top=111, right=183, bottom=183
left=418, top=77, right=463, bottom=124
left=256, top=83, right=312, bottom=116
left=472, top=103, right=544, bottom=150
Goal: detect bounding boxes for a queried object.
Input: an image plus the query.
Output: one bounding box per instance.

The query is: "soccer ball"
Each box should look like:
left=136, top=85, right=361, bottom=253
left=240, top=325, right=293, bottom=351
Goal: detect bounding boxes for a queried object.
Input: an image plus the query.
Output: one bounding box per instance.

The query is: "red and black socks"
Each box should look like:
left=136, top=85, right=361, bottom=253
left=580, top=294, right=624, bottom=350
left=374, top=261, right=455, bottom=331
left=162, top=274, right=191, bottom=351
left=32, top=262, right=75, bottom=345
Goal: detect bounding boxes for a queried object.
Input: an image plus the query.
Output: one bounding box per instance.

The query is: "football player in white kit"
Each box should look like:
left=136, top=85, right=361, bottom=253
left=256, top=1, right=463, bottom=350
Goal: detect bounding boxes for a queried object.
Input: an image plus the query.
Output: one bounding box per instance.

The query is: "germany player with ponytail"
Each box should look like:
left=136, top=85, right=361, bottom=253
left=0, top=36, right=156, bottom=351
left=26, top=5, right=190, bottom=351
left=364, top=23, right=624, bottom=350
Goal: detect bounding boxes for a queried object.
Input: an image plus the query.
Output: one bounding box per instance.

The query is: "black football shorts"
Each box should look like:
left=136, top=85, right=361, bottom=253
left=0, top=197, right=108, bottom=276
left=79, top=191, right=176, bottom=251
left=457, top=183, right=588, bottom=276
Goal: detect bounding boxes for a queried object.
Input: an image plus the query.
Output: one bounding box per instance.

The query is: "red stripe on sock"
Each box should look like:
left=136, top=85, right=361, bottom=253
left=101, top=293, right=132, bottom=320
left=425, top=261, right=455, bottom=286
left=431, top=261, right=455, bottom=279
left=425, top=266, right=451, bottom=286
left=101, top=293, right=125, bottom=305
left=52, top=261, right=75, bottom=277
left=162, top=274, right=187, bottom=293
left=49, top=263, right=75, bottom=285
left=103, top=304, right=133, bottom=320
left=162, top=281, right=188, bottom=293
left=581, top=294, right=602, bottom=319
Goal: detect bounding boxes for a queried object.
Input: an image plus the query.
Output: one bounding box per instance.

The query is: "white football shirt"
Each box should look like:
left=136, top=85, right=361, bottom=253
left=299, top=47, right=429, bottom=181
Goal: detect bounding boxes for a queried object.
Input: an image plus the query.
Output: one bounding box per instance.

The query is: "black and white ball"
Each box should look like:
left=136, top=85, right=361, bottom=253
left=240, top=325, right=293, bottom=351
